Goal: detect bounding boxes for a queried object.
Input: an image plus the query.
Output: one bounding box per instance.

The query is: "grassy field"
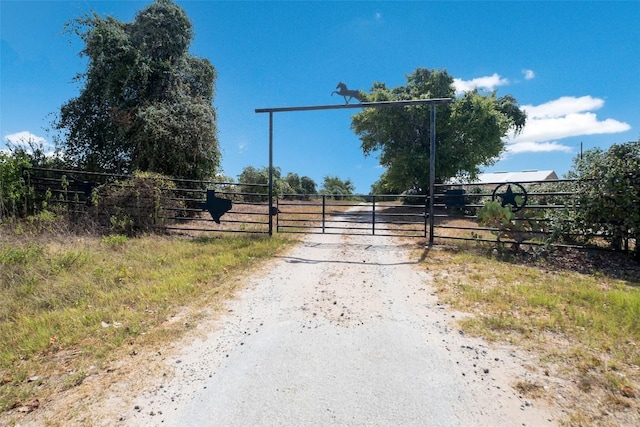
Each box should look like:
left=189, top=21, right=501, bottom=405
left=0, top=226, right=293, bottom=414
left=423, top=243, right=640, bottom=426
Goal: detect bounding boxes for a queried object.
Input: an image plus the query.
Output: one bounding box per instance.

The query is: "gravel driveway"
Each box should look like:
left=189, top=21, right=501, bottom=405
left=115, top=226, right=559, bottom=426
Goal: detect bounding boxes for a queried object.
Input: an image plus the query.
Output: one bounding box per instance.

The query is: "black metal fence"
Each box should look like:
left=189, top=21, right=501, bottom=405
left=432, top=179, right=636, bottom=253
left=19, top=168, right=637, bottom=254
left=22, top=167, right=271, bottom=235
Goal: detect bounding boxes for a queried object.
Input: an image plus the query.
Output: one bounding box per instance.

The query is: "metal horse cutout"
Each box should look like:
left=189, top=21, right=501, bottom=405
left=331, top=82, right=362, bottom=104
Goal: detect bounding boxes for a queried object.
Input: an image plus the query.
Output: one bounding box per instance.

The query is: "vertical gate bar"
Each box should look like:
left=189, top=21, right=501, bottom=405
left=276, top=196, right=280, bottom=232
left=322, top=195, right=326, bottom=233
left=424, top=194, right=428, bottom=238
left=429, top=104, right=436, bottom=246
left=372, top=195, right=376, bottom=235
left=268, top=112, right=274, bottom=236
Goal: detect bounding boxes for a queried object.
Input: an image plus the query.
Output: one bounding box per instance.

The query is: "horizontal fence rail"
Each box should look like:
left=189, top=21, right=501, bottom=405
left=276, top=194, right=427, bottom=238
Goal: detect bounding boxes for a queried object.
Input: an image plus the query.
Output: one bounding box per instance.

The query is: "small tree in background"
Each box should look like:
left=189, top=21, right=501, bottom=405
left=320, top=175, right=355, bottom=200
left=237, top=167, right=318, bottom=201
left=284, top=173, right=317, bottom=199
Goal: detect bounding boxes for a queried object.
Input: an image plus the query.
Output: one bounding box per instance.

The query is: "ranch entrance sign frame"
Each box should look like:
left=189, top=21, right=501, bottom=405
left=255, top=97, right=454, bottom=244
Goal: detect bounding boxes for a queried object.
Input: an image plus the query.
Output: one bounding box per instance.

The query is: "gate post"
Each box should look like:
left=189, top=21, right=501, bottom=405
left=268, top=112, right=274, bottom=236
left=428, top=104, right=436, bottom=246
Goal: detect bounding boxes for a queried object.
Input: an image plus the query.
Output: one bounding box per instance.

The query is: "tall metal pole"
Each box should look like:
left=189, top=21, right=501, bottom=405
left=268, top=112, right=274, bottom=236
left=429, top=104, right=436, bottom=246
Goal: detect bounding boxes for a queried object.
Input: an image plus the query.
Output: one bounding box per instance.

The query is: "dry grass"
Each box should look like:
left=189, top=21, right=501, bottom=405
left=423, top=245, right=640, bottom=426
left=0, top=222, right=294, bottom=417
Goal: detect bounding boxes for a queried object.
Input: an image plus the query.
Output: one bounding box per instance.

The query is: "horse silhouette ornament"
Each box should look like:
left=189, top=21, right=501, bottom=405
left=331, top=82, right=363, bottom=104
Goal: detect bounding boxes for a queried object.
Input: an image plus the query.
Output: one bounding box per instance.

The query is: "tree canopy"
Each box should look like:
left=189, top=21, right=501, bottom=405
left=351, top=68, right=526, bottom=193
left=54, top=0, right=219, bottom=180
left=237, top=166, right=318, bottom=200
left=320, top=175, right=355, bottom=199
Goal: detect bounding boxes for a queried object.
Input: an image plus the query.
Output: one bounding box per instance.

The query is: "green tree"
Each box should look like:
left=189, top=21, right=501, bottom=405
left=300, top=176, right=317, bottom=195
left=568, top=139, right=640, bottom=257
left=54, top=0, right=219, bottom=180
left=284, top=173, right=317, bottom=197
left=320, top=175, right=355, bottom=200
left=1, top=139, right=66, bottom=219
left=351, top=68, right=526, bottom=193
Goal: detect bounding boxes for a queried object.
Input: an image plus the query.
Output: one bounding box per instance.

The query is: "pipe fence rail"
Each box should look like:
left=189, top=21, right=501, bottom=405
left=431, top=179, right=636, bottom=254
left=275, top=194, right=427, bottom=237
left=20, top=168, right=637, bottom=254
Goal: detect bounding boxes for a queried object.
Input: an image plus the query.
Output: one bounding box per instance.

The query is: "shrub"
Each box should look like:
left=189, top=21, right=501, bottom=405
left=0, top=151, right=31, bottom=220
left=477, top=201, right=546, bottom=251
left=568, top=140, right=640, bottom=257
left=94, top=172, right=179, bottom=236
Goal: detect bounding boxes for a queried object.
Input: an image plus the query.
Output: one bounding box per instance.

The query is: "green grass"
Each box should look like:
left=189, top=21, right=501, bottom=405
left=426, top=247, right=640, bottom=425
left=0, top=232, right=293, bottom=413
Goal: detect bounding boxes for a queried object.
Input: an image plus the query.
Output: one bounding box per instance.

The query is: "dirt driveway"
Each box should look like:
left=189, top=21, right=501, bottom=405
left=101, top=228, right=557, bottom=426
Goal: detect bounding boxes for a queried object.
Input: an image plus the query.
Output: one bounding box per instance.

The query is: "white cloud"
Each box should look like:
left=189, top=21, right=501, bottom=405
left=453, top=73, right=509, bottom=94
left=506, top=140, right=572, bottom=154
left=522, top=69, right=535, bottom=80
left=523, top=95, right=604, bottom=119
left=3, top=131, right=55, bottom=155
left=5, top=131, right=47, bottom=146
left=504, top=95, right=631, bottom=154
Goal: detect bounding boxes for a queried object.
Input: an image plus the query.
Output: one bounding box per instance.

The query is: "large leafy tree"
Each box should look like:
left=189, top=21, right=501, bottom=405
left=351, top=68, right=526, bottom=193
left=54, top=0, right=219, bottom=180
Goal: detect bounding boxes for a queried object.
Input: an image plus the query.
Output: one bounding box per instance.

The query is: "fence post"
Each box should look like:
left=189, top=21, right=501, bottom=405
left=268, top=112, right=274, bottom=236
left=428, top=104, right=436, bottom=246
left=424, top=194, right=429, bottom=238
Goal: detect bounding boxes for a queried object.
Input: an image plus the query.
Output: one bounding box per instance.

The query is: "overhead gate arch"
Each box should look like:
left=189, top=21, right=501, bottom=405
left=255, top=98, right=453, bottom=243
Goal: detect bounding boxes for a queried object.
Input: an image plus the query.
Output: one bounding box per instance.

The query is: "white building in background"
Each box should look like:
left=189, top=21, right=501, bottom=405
left=475, top=170, right=558, bottom=184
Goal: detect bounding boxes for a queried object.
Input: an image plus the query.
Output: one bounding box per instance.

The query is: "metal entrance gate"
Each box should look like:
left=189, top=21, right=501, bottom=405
left=275, top=193, right=428, bottom=238
left=255, top=97, right=453, bottom=240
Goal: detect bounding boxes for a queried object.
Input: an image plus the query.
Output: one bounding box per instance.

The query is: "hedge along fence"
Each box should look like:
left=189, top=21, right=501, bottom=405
left=17, top=168, right=182, bottom=236
left=96, top=172, right=180, bottom=235
left=432, top=179, right=638, bottom=257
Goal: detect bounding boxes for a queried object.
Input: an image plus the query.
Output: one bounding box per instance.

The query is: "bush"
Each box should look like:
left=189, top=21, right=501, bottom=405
left=0, top=151, right=31, bottom=220
left=569, top=140, right=640, bottom=257
left=477, top=201, right=546, bottom=251
left=94, top=172, right=180, bottom=236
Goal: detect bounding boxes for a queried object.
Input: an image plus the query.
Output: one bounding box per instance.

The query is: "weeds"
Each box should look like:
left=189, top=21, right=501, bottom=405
left=426, top=247, right=640, bottom=425
left=0, top=232, right=292, bottom=413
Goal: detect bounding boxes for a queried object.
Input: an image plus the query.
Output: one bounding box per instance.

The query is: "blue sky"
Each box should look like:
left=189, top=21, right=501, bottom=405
left=1, top=0, right=638, bottom=193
